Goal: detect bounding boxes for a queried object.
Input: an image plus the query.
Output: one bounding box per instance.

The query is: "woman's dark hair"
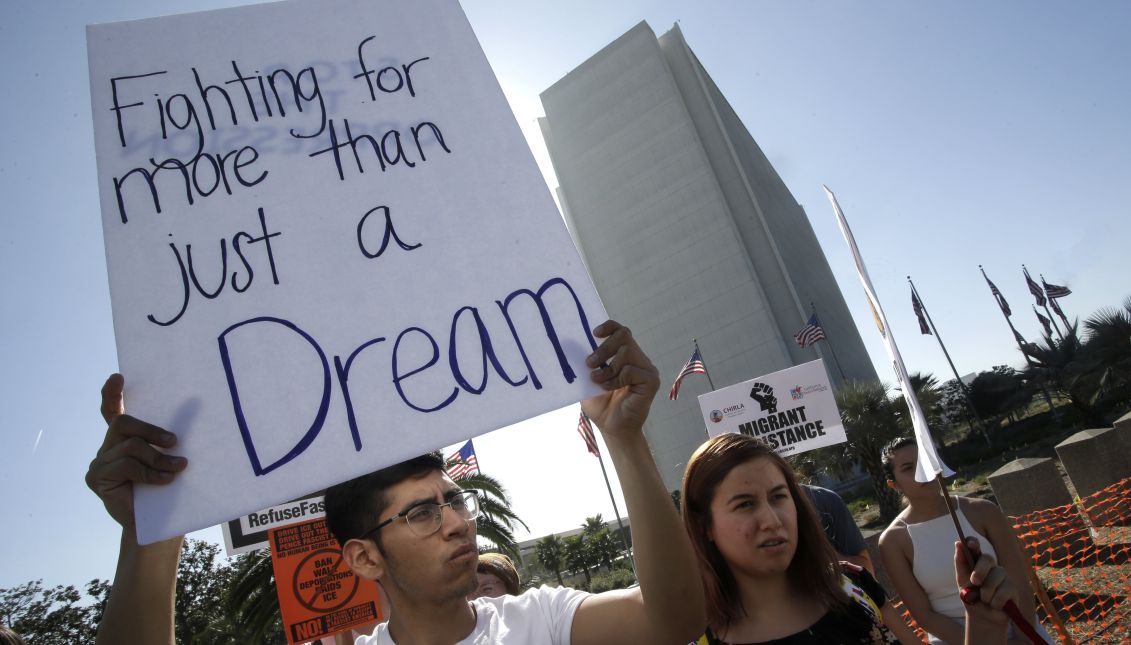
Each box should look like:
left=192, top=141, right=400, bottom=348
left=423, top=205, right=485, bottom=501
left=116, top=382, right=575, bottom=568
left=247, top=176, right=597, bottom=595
left=681, top=433, right=845, bottom=628
left=477, top=552, right=521, bottom=595
left=881, top=435, right=917, bottom=480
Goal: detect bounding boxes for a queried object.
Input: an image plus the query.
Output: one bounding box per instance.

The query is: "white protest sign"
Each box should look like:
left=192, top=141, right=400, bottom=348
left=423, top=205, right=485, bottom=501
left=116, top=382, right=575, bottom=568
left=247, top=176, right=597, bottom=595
left=87, top=0, right=606, bottom=544
left=697, top=360, right=845, bottom=457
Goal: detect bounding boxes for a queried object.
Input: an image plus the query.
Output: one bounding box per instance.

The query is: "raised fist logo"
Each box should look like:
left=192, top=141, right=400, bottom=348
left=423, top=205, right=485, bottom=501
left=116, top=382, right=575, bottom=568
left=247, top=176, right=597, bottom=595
left=749, top=383, right=777, bottom=413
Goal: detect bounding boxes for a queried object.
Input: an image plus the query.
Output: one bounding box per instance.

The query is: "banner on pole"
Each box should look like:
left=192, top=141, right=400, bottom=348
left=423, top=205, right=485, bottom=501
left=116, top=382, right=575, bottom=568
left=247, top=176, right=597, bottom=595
left=87, top=0, right=606, bottom=543
left=697, top=360, right=845, bottom=457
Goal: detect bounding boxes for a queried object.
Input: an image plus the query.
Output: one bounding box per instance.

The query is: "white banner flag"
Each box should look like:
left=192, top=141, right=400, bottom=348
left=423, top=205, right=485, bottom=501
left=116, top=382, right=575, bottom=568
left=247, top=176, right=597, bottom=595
left=823, top=186, right=953, bottom=482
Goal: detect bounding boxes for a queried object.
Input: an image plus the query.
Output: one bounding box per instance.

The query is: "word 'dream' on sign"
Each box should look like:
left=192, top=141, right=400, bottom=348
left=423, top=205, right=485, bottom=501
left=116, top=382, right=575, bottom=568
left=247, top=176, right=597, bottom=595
left=87, top=0, right=606, bottom=543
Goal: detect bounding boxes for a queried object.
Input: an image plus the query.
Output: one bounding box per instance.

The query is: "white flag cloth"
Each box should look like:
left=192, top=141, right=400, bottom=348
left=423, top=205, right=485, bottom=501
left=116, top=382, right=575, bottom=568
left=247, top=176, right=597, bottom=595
left=824, top=186, right=954, bottom=483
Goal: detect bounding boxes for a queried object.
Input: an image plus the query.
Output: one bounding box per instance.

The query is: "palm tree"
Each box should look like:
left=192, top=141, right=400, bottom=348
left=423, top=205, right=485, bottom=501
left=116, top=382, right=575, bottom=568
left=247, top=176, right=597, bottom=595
left=535, top=534, right=566, bottom=586
left=1080, top=300, right=1131, bottom=410
left=581, top=515, right=605, bottom=537
left=906, top=372, right=942, bottom=426
left=451, top=471, right=529, bottom=560
left=967, top=367, right=1033, bottom=426
left=1024, top=323, right=1103, bottom=426
left=223, top=549, right=284, bottom=642
left=796, top=381, right=905, bottom=522
left=564, top=535, right=593, bottom=588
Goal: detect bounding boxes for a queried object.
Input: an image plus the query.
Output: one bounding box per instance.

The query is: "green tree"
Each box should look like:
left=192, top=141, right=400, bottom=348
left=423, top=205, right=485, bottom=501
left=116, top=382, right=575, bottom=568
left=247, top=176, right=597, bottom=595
left=896, top=372, right=943, bottom=427
left=581, top=514, right=605, bottom=536
left=795, top=380, right=905, bottom=523
left=222, top=549, right=285, bottom=644
left=968, top=366, right=1034, bottom=426
left=175, top=538, right=238, bottom=644
left=535, top=534, right=566, bottom=586
left=0, top=578, right=108, bottom=644
left=452, top=470, right=529, bottom=560
left=564, top=534, right=593, bottom=588
left=1080, top=300, right=1131, bottom=411
left=1023, top=325, right=1103, bottom=426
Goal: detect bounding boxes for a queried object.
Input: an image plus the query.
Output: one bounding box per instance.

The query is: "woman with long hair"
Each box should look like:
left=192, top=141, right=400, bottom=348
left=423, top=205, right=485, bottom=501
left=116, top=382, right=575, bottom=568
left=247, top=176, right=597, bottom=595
left=878, top=436, right=1049, bottom=644
left=682, top=433, right=902, bottom=644
left=681, top=432, right=1020, bottom=645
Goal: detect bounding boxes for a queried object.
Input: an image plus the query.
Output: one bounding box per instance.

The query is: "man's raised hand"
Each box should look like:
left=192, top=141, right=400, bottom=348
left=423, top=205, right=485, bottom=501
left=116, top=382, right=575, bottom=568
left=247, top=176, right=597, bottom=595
left=86, top=374, right=187, bottom=529
left=581, top=320, right=660, bottom=438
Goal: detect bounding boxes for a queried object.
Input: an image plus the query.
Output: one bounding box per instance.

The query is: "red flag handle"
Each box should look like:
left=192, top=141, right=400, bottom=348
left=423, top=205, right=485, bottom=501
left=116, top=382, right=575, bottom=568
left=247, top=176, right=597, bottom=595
left=960, top=587, right=1047, bottom=644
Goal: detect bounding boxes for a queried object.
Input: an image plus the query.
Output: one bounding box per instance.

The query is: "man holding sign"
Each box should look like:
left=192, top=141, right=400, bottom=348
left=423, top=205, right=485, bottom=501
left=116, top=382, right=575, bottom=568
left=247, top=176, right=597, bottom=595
left=87, top=321, right=707, bottom=644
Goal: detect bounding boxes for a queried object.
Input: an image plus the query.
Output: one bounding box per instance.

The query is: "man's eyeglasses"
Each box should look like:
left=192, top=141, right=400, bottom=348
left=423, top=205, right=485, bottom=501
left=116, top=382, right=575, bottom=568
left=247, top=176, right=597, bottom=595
left=365, top=490, right=481, bottom=538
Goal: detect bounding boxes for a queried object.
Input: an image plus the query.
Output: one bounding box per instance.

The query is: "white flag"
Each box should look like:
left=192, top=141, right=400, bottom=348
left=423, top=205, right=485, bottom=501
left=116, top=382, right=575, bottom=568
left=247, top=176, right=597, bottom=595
left=824, top=186, right=954, bottom=482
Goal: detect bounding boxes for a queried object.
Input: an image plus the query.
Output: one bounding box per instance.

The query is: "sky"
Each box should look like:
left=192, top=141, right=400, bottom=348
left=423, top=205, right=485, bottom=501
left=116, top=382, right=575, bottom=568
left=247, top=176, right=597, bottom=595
left=2, top=1, right=1129, bottom=591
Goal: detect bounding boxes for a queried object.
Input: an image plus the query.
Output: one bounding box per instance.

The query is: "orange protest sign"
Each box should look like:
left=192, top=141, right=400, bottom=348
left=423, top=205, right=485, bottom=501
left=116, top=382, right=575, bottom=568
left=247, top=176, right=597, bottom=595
left=270, top=518, right=382, bottom=644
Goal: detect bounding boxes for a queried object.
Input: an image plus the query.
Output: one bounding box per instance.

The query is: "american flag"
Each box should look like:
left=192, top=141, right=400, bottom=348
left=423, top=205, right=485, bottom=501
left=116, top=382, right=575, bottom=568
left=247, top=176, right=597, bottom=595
left=1043, top=278, right=1071, bottom=299
left=793, top=314, right=827, bottom=348
left=668, top=348, right=708, bottom=400
left=1024, top=267, right=1046, bottom=306
left=984, top=274, right=1011, bottom=316
left=911, top=289, right=931, bottom=335
left=577, top=412, right=600, bottom=457
left=445, top=440, right=479, bottom=479
left=1035, top=308, right=1053, bottom=336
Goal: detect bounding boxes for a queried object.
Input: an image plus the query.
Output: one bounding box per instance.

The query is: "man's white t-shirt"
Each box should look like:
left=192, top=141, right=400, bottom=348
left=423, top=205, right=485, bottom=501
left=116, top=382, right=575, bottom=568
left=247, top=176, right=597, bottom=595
left=356, top=585, right=590, bottom=644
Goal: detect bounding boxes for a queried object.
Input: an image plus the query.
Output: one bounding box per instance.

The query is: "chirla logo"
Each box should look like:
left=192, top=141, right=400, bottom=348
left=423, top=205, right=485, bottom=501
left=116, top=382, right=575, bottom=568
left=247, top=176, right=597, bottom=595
left=710, top=410, right=724, bottom=423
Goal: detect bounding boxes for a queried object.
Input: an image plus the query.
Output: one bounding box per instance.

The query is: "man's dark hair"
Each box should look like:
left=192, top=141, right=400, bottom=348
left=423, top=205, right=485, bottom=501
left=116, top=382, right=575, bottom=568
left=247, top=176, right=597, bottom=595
left=881, top=435, right=917, bottom=480
left=325, top=451, right=446, bottom=547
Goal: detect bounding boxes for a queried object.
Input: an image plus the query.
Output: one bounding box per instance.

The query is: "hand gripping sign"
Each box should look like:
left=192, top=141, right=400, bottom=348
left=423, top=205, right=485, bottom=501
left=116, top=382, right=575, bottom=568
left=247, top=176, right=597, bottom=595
left=87, top=0, right=606, bottom=543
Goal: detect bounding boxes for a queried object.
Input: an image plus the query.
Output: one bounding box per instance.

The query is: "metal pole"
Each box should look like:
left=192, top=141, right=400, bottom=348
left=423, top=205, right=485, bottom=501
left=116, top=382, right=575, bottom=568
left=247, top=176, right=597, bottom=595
left=981, top=266, right=1062, bottom=423
left=810, top=302, right=848, bottom=384
left=594, top=447, right=634, bottom=575
left=692, top=338, right=716, bottom=391
left=909, top=277, right=992, bottom=446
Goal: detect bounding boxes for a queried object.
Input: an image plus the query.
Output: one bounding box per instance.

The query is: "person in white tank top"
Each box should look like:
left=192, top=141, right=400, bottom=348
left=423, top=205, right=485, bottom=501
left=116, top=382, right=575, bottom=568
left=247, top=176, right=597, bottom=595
left=877, top=437, right=1049, bottom=645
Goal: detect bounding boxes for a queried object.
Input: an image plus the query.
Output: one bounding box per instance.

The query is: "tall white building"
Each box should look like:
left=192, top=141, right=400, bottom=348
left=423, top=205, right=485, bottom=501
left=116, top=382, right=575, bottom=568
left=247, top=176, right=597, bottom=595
left=539, top=22, right=877, bottom=492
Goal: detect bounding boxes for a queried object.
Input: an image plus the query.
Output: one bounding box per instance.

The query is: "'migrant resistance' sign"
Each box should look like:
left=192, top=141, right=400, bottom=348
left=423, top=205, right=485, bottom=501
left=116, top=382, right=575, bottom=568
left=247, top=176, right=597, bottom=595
left=697, top=360, right=846, bottom=457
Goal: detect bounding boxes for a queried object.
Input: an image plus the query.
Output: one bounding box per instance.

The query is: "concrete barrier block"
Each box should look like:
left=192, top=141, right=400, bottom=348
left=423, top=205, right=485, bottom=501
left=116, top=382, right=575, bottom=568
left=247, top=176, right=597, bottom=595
left=989, top=458, right=1073, bottom=517
left=1055, top=428, right=1131, bottom=499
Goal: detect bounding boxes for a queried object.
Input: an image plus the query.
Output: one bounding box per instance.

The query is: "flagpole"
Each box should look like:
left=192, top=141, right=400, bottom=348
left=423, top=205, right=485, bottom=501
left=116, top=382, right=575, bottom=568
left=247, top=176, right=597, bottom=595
left=1033, top=306, right=1060, bottom=343
left=1042, top=302, right=1065, bottom=340
left=934, top=477, right=1048, bottom=644
left=1024, top=265, right=1064, bottom=340
left=825, top=186, right=1043, bottom=643
left=908, top=277, right=992, bottom=446
left=594, top=444, right=635, bottom=574
left=692, top=338, right=716, bottom=391
left=809, top=302, right=847, bottom=383
left=1041, top=274, right=1073, bottom=331
left=980, top=266, right=1061, bottom=423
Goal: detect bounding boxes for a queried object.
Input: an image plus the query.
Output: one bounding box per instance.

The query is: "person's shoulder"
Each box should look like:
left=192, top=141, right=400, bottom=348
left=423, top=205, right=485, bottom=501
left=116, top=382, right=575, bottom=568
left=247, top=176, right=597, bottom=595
left=351, top=621, right=388, bottom=645
left=958, top=495, right=1005, bottom=522
left=479, top=585, right=589, bottom=613
left=878, top=517, right=910, bottom=550
left=802, top=484, right=834, bottom=499
left=803, top=485, right=845, bottom=508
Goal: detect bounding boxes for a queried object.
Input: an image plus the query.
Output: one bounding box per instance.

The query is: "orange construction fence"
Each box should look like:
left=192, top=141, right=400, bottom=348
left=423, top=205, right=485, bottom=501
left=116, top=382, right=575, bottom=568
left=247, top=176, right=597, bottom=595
left=895, top=476, right=1130, bottom=644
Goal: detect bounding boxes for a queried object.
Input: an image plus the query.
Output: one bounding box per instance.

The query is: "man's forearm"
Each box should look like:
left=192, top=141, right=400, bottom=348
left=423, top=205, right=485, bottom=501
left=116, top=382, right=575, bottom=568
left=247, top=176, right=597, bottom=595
left=97, top=530, right=183, bottom=645
left=603, top=429, right=705, bottom=637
